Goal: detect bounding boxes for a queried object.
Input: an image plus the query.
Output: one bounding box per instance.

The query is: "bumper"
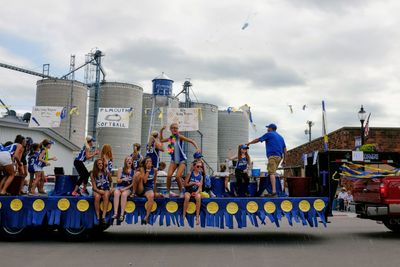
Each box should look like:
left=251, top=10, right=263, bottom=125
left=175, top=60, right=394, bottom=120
left=356, top=203, right=388, bottom=218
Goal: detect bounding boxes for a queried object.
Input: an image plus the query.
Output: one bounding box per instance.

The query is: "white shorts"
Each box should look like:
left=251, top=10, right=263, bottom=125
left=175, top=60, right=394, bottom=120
left=34, top=165, right=43, bottom=172
left=0, top=151, right=12, bottom=166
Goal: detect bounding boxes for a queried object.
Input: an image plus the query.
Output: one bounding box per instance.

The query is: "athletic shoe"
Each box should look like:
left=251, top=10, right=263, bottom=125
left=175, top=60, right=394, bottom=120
left=266, top=192, right=277, bottom=198
left=71, top=191, right=80, bottom=197
left=210, top=191, right=216, bottom=198
left=81, top=188, right=89, bottom=196
left=261, top=189, right=269, bottom=197
left=179, top=190, right=184, bottom=198
left=169, top=191, right=179, bottom=197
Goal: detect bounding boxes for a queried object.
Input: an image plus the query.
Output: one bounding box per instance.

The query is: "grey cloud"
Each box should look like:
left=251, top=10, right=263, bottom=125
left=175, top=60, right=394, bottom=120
left=106, top=39, right=305, bottom=88
left=284, top=0, right=371, bottom=13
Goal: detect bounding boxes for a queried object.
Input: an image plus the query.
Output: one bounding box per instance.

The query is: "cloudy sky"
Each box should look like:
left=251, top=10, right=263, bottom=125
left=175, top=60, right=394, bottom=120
left=1, top=0, right=399, bottom=166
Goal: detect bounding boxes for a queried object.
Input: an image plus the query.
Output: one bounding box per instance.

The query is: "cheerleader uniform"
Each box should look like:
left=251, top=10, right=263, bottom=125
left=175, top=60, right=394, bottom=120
left=186, top=171, right=202, bottom=193
left=95, top=172, right=110, bottom=191
left=143, top=168, right=155, bottom=193
left=116, top=169, right=134, bottom=190
left=74, top=146, right=90, bottom=187
left=145, top=142, right=160, bottom=169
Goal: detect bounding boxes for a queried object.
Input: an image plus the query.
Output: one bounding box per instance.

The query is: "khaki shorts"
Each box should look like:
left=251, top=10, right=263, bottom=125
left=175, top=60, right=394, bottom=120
left=267, top=156, right=281, bottom=174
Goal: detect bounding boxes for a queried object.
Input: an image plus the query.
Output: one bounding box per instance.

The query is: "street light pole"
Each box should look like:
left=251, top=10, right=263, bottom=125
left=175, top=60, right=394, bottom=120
left=304, top=120, right=314, bottom=142
left=358, top=105, right=367, bottom=146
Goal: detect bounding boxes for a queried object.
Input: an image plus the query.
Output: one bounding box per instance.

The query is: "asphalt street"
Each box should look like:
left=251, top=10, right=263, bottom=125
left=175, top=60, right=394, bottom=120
left=1, top=213, right=399, bottom=267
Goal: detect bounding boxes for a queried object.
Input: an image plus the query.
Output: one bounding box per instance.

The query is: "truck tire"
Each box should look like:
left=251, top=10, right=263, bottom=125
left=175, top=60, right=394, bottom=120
left=0, top=221, right=26, bottom=241
left=383, top=219, right=400, bottom=233
left=59, top=226, right=88, bottom=241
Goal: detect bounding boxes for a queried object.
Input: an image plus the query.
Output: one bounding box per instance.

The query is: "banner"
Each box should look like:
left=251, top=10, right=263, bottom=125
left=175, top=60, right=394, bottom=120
left=96, top=107, right=132, bottom=128
left=29, top=106, right=65, bottom=128
left=167, top=108, right=199, bottom=131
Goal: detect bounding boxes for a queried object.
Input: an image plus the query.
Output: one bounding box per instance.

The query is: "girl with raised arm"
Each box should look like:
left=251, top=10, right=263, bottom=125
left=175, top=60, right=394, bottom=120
left=160, top=123, right=200, bottom=197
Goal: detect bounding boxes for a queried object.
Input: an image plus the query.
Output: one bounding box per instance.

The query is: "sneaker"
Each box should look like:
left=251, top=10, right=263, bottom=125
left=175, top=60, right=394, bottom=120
left=38, top=191, right=48, bottom=196
left=169, top=191, right=179, bottom=198
left=81, top=188, right=89, bottom=196
left=261, top=189, right=269, bottom=197
left=266, top=192, right=277, bottom=198
left=210, top=191, right=216, bottom=198
left=179, top=190, right=184, bottom=198
left=71, top=191, right=80, bottom=197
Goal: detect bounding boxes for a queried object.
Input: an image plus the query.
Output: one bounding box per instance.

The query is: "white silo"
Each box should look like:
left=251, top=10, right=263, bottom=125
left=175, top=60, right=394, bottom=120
left=141, top=93, right=179, bottom=165
left=217, top=110, right=249, bottom=166
left=96, top=82, right=143, bottom=167
left=35, top=79, right=87, bottom=146
left=184, top=102, right=219, bottom=171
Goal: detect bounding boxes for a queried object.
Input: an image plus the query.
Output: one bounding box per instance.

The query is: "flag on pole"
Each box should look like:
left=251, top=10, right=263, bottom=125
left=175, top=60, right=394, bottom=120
left=322, top=101, right=329, bottom=151
left=364, top=113, right=371, bottom=138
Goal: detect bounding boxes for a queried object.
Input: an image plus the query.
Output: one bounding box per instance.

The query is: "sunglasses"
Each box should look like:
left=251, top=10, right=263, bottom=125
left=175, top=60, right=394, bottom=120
left=195, top=165, right=202, bottom=168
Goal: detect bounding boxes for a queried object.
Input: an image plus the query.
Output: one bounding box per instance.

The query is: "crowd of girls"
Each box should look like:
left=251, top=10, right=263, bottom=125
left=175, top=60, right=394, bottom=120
left=0, top=122, right=260, bottom=225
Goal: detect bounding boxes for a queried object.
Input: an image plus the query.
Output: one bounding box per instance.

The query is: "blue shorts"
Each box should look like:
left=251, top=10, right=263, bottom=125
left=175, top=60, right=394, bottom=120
left=185, top=186, right=199, bottom=194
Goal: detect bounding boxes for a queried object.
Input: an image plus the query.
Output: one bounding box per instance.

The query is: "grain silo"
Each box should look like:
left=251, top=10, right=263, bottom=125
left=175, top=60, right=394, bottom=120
left=141, top=93, right=179, bottom=165
left=217, top=110, right=249, bottom=166
left=184, top=102, right=219, bottom=171
left=96, top=82, right=143, bottom=167
left=36, top=79, right=87, bottom=146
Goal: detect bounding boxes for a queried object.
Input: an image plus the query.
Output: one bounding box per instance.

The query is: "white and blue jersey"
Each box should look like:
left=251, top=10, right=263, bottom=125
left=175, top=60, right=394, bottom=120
left=145, top=143, right=160, bottom=169
left=186, top=171, right=202, bottom=193
left=75, top=146, right=87, bottom=162
left=107, top=160, right=113, bottom=173
left=117, top=169, right=134, bottom=188
left=130, top=153, right=142, bottom=169
left=1, top=143, right=17, bottom=157
left=95, top=173, right=110, bottom=190
left=170, top=135, right=187, bottom=163
left=143, top=168, right=155, bottom=191
left=28, top=151, right=40, bottom=173
left=235, top=156, right=248, bottom=171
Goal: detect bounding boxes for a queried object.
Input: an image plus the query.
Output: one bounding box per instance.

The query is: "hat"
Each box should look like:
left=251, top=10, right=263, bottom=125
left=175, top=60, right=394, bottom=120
left=49, top=140, right=55, bottom=145
left=193, top=152, right=203, bottom=159
left=86, top=136, right=95, bottom=142
left=241, top=144, right=249, bottom=150
left=266, top=123, right=277, bottom=131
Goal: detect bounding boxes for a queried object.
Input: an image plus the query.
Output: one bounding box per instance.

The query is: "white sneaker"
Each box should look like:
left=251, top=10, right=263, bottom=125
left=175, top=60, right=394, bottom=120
left=169, top=191, right=179, bottom=197
left=179, top=190, right=184, bottom=198
left=210, top=191, right=216, bottom=198
left=261, top=189, right=269, bottom=197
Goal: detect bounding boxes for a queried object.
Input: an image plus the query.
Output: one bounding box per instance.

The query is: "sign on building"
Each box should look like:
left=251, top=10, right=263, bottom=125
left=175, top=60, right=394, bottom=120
left=167, top=108, right=199, bottom=131
left=96, top=107, right=133, bottom=128
left=29, top=106, right=65, bottom=128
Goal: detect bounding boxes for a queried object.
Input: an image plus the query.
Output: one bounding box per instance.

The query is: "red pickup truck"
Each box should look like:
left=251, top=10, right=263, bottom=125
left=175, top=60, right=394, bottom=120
left=353, top=176, right=400, bottom=232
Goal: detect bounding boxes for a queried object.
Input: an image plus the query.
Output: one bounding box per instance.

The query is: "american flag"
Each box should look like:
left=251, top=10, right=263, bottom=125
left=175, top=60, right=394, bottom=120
left=364, top=113, right=371, bottom=137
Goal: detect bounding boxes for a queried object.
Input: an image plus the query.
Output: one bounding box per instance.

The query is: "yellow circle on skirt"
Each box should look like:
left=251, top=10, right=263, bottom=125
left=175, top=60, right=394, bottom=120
left=264, top=201, right=276, bottom=214
left=226, top=202, right=239, bottom=215
left=32, top=199, right=45, bottom=212
left=100, top=202, right=112, bottom=212
left=10, top=199, right=23, bottom=212
left=187, top=202, right=196, bottom=214
left=166, top=201, right=178, bottom=213
left=299, top=200, right=311, bottom=212
left=57, top=198, right=70, bottom=211
left=246, top=201, right=259, bottom=213
left=77, top=199, right=89, bottom=212
left=206, top=201, right=219, bottom=214
left=125, top=201, right=136, bottom=213
left=145, top=201, right=157, bottom=212
left=200, top=192, right=210, bottom=198
left=313, top=199, right=326, bottom=212
left=281, top=200, right=293, bottom=213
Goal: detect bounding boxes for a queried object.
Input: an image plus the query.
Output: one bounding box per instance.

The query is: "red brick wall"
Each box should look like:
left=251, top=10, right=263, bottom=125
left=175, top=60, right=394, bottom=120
left=286, top=127, right=400, bottom=167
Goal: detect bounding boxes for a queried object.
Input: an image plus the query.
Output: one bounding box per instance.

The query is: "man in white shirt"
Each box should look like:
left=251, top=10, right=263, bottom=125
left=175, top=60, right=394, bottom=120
left=337, top=188, right=348, bottom=212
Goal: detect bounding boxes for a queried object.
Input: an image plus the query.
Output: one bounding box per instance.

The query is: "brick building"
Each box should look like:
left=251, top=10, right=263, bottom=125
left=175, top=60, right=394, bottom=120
left=286, top=127, right=400, bottom=174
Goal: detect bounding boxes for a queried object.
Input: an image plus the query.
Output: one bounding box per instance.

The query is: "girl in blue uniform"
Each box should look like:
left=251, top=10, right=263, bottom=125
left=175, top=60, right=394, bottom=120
left=36, top=139, right=57, bottom=195
left=0, top=139, right=24, bottom=195
left=132, top=157, right=157, bottom=224
left=160, top=123, right=200, bottom=197
left=183, top=161, right=204, bottom=225
left=28, top=143, right=42, bottom=195
left=72, top=136, right=99, bottom=196
left=145, top=131, right=164, bottom=169
left=27, top=143, right=40, bottom=192
left=130, top=143, right=142, bottom=170
left=101, top=144, right=113, bottom=175
left=113, top=156, right=134, bottom=221
left=91, top=159, right=112, bottom=224
left=231, top=144, right=251, bottom=197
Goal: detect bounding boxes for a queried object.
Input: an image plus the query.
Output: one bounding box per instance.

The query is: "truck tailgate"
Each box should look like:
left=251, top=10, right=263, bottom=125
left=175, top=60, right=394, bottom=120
left=353, top=178, right=382, bottom=203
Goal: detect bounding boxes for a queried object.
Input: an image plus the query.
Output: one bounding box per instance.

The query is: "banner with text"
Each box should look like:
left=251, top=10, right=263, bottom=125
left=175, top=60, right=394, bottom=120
left=167, top=108, right=199, bottom=131
left=29, top=106, right=65, bottom=128
left=96, top=107, right=132, bottom=128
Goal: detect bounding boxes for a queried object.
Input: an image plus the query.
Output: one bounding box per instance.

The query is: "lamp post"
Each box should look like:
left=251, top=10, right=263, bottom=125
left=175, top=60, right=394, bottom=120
left=304, top=120, right=314, bottom=142
left=358, top=105, right=367, bottom=145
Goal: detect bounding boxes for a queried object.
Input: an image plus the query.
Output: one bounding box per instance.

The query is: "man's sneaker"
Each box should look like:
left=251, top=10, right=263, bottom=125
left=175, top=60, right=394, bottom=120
left=169, top=191, right=179, bottom=198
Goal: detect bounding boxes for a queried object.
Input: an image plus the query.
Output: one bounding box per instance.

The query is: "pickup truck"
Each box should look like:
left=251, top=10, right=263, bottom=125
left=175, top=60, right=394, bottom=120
left=353, top=176, right=400, bottom=232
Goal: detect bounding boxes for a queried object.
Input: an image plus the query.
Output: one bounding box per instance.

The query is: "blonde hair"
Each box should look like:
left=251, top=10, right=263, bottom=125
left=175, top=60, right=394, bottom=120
left=85, top=135, right=93, bottom=149
left=148, top=130, right=159, bottom=144
left=101, top=144, right=113, bottom=160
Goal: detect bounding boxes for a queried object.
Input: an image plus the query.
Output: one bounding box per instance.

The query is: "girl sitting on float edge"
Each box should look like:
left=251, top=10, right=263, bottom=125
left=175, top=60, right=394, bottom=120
left=91, top=158, right=113, bottom=224
left=113, top=156, right=134, bottom=222
left=183, top=160, right=203, bottom=225
left=132, top=157, right=157, bottom=225
left=160, top=123, right=200, bottom=197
